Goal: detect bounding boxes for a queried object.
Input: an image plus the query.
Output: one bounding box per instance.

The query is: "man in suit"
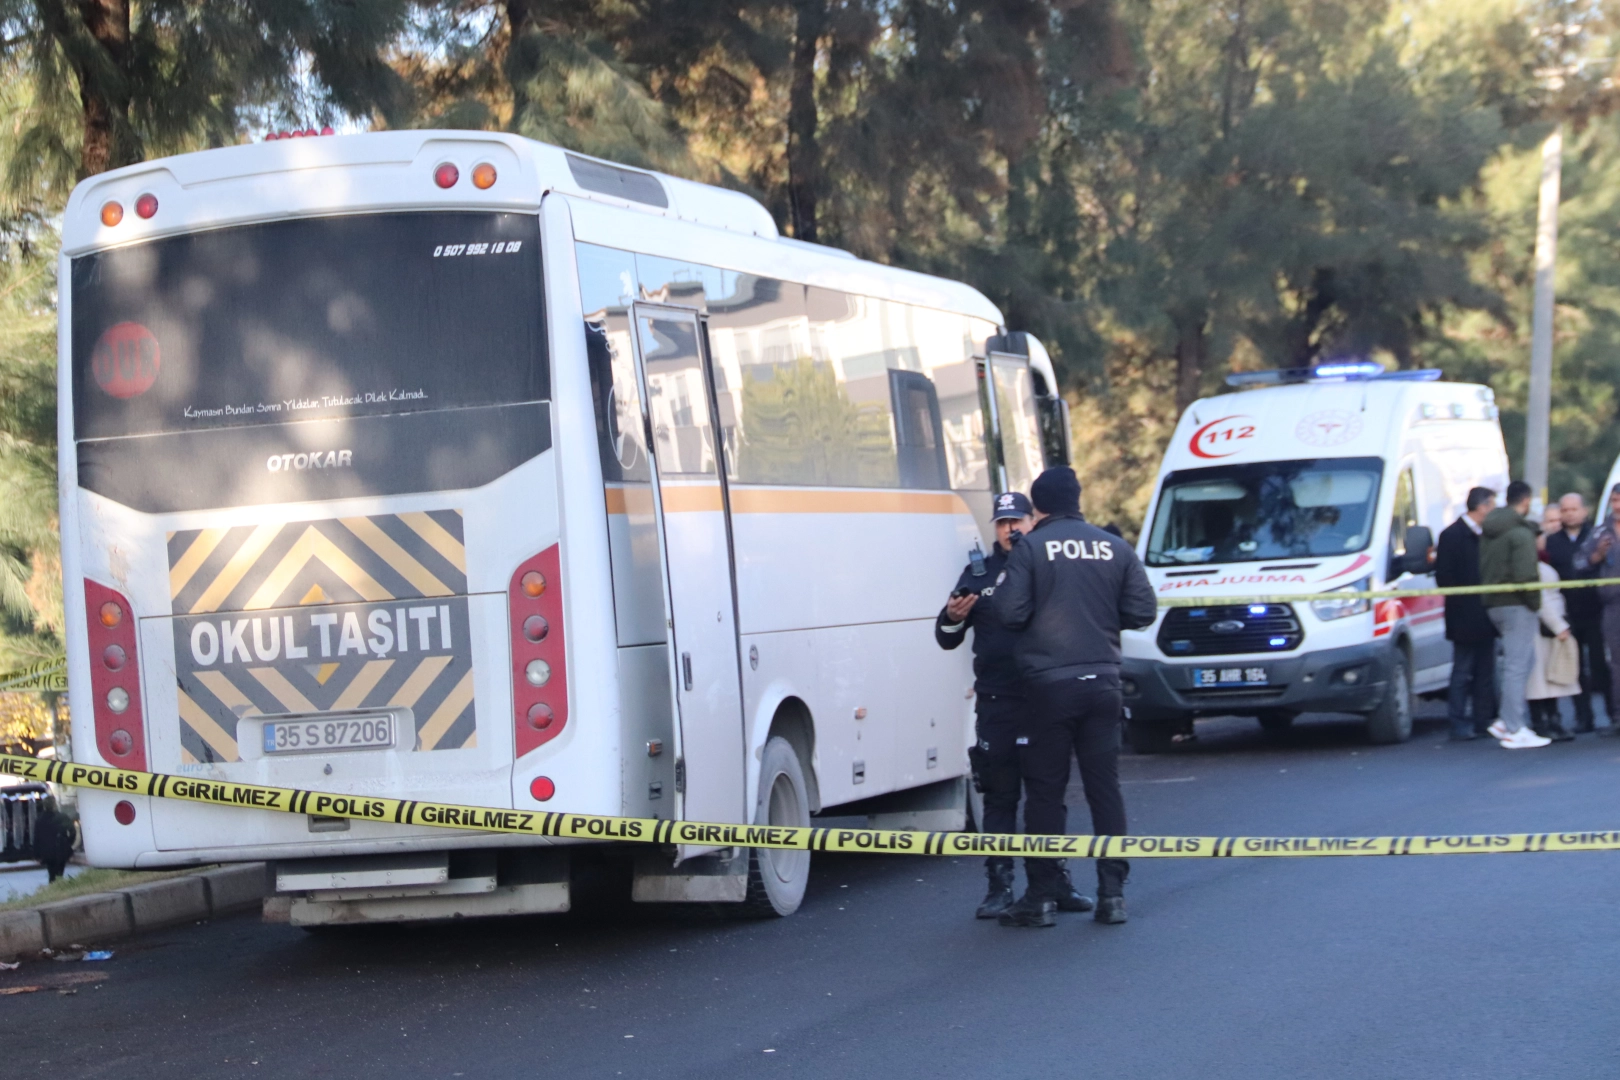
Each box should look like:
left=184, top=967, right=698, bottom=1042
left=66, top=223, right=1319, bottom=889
left=1435, top=486, right=1497, bottom=741
left=1545, top=492, right=1609, bottom=732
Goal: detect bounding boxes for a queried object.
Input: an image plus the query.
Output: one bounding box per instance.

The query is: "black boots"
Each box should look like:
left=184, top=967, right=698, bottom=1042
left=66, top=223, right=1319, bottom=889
left=997, top=893, right=1057, bottom=927
left=1055, top=862, right=1095, bottom=913
left=1095, top=896, right=1127, bottom=924
left=976, top=860, right=1016, bottom=919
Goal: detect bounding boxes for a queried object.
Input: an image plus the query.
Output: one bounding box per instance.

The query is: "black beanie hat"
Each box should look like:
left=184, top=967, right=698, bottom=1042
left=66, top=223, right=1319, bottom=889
left=1030, top=467, right=1081, bottom=514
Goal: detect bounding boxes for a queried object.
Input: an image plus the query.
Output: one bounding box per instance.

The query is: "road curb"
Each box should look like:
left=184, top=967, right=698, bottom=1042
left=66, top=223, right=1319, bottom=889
left=37, top=891, right=132, bottom=946
left=0, top=862, right=269, bottom=957
left=0, top=908, right=46, bottom=956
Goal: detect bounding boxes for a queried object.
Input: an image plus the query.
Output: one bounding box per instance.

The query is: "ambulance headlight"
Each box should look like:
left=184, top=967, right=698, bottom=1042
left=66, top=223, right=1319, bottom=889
left=1310, top=577, right=1372, bottom=621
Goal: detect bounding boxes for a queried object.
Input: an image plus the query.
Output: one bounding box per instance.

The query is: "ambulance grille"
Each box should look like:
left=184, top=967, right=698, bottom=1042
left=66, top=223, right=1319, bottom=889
left=1157, top=604, right=1303, bottom=657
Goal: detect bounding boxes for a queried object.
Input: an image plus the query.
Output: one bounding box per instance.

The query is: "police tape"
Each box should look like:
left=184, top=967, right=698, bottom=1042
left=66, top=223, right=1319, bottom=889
left=0, top=658, right=67, bottom=692
left=6, top=752, right=1620, bottom=861
left=1156, top=575, right=1620, bottom=609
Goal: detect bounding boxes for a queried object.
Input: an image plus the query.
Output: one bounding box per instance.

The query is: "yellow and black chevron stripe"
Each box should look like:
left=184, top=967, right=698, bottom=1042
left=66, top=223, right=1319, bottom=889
left=166, top=512, right=476, bottom=763
left=168, top=511, right=467, bottom=615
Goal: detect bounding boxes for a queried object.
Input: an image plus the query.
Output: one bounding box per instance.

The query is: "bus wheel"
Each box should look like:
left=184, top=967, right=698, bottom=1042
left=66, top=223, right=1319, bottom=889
left=739, top=736, right=812, bottom=917
left=1366, top=652, right=1414, bottom=744
left=1125, top=718, right=1176, bottom=755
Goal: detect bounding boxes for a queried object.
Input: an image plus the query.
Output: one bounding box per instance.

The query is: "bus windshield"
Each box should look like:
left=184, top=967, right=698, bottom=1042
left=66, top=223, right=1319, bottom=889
left=1145, top=457, right=1384, bottom=566
left=70, top=211, right=544, bottom=440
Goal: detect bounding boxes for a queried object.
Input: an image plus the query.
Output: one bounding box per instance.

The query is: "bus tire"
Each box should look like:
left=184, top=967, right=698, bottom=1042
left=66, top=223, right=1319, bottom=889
left=1366, top=651, right=1414, bottom=744
left=1125, top=718, right=1176, bottom=755
left=739, top=736, right=812, bottom=917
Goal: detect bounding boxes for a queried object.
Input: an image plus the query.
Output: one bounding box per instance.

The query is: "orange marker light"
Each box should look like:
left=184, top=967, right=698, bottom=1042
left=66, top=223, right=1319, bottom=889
left=521, top=571, right=546, bottom=597
left=99, top=601, right=123, bottom=628
left=101, top=201, right=124, bottom=227
left=472, top=162, right=497, bottom=190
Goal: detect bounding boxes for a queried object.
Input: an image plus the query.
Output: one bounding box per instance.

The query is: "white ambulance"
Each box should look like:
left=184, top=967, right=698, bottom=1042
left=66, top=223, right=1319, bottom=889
left=1120, top=362, right=1508, bottom=751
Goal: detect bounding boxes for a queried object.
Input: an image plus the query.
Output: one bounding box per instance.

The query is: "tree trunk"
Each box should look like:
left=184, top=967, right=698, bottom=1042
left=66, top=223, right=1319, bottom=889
left=1174, top=312, right=1207, bottom=413
left=503, top=0, right=538, bottom=132
left=786, top=0, right=824, bottom=242
left=73, top=0, right=134, bottom=177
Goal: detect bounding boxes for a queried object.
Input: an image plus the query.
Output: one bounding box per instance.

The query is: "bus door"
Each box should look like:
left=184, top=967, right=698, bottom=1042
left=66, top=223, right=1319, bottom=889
left=629, top=304, right=747, bottom=844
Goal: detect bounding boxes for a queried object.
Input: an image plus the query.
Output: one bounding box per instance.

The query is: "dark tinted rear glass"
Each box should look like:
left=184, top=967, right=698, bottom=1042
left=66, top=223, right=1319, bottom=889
left=71, top=211, right=544, bottom=439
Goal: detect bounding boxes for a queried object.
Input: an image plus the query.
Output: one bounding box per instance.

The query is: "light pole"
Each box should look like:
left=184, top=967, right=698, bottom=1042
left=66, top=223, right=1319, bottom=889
left=1525, top=123, right=1561, bottom=512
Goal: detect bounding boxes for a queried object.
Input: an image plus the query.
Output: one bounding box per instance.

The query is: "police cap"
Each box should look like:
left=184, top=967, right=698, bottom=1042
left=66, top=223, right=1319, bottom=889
left=992, top=491, right=1034, bottom=520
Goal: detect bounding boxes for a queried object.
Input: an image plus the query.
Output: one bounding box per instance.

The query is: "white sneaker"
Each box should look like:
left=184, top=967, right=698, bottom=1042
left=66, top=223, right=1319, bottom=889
left=1487, top=720, right=1510, bottom=740
left=1499, top=727, right=1551, bottom=749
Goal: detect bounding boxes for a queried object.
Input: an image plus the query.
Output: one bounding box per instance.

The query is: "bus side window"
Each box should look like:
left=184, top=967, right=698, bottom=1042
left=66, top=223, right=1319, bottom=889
left=577, top=243, right=649, bottom=483
left=890, top=370, right=948, bottom=490
left=1388, top=466, right=1418, bottom=577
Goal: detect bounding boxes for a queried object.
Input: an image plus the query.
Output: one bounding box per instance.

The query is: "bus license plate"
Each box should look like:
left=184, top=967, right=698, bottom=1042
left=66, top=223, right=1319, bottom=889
left=1193, top=666, right=1269, bottom=687
left=263, top=716, right=395, bottom=755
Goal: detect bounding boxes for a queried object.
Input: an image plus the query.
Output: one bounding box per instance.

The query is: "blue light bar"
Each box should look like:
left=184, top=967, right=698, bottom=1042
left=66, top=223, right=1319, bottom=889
left=1248, top=604, right=1267, bottom=615
left=1313, top=360, right=1384, bottom=379
left=1225, top=364, right=1445, bottom=388
left=1269, top=637, right=1287, bottom=647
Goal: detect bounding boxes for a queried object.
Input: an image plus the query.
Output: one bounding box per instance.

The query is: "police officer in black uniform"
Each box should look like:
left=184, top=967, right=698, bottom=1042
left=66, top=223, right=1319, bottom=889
left=988, top=467, right=1157, bottom=928
left=935, top=490, right=1093, bottom=919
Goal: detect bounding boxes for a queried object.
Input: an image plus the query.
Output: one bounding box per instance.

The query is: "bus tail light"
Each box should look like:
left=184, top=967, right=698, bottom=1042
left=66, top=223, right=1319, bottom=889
left=510, top=546, right=567, bottom=757
left=434, top=162, right=460, bottom=189
left=85, top=580, right=146, bottom=771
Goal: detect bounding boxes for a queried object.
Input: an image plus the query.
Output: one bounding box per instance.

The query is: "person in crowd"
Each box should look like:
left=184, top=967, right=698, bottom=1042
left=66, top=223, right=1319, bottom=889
left=1434, top=486, right=1497, bottom=741
left=1549, top=492, right=1614, bottom=732
left=1479, top=480, right=1552, bottom=748
left=1575, top=483, right=1620, bottom=736
left=1528, top=507, right=1579, bottom=741
left=987, top=467, right=1158, bottom=928
left=935, top=491, right=1092, bottom=919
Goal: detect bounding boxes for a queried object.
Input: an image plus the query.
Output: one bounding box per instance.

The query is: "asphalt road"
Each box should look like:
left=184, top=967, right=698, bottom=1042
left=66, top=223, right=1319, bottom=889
left=6, top=705, right=1620, bottom=1079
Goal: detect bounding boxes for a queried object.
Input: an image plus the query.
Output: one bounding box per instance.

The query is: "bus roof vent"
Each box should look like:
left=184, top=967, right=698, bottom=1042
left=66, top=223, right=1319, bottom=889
left=565, top=153, right=668, bottom=208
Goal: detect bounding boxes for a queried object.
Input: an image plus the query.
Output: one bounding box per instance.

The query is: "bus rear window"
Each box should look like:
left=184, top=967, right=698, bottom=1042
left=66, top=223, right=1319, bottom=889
left=70, top=211, right=544, bottom=439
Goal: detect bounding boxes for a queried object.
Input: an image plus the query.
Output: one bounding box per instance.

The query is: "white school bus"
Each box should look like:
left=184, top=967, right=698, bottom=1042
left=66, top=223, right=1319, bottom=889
left=58, top=131, right=1067, bottom=923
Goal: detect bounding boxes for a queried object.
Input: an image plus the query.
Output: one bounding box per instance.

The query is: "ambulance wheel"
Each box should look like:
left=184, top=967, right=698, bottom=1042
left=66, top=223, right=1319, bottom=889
left=1256, top=710, right=1296, bottom=737
left=1126, top=718, right=1176, bottom=755
left=1365, top=652, right=1414, bottom=744
left=739, top=736, right=812, bottom=917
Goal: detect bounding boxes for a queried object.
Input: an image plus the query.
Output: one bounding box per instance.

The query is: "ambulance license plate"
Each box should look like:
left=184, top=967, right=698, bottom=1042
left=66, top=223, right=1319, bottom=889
left=1193, top=667, right=1269, bottom=687
left=263, top=716, right=395, bottom=755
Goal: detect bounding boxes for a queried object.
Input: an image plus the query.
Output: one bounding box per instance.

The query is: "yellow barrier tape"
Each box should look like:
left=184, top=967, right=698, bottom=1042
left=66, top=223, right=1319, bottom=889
left=6, top=753, right=1620, bottom=860
left=0, top=658, right=67, bottom=692
left=1155, top=575, right=1620, bottom=608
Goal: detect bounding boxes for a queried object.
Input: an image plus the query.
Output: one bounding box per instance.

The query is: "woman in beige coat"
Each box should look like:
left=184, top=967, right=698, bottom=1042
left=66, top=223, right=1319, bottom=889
left=1531, top=511, right=1581, bottom=739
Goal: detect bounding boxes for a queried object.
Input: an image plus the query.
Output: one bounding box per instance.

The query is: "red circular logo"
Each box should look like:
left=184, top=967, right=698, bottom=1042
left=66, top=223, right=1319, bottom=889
left=91, top=322, right=161, bottom=399
left=1189, top=415, right=1256, bottom=459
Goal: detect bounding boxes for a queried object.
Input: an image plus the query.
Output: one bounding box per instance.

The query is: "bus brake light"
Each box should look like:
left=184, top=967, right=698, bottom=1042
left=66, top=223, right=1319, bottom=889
left=434, top=163, right=460, bottom=189
left=135, top=193, right=158, bottom=219
left=510, top=546, right=567, bottom=758
left=85, top=580, right=147, bottom=771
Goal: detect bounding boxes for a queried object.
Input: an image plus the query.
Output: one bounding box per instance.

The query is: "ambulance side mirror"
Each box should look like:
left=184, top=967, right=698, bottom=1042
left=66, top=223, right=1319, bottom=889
left=1401, top=525, right=1434, bottom=575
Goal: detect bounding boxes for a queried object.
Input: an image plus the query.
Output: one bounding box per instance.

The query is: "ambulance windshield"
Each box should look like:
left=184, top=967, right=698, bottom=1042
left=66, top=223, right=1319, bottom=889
left=1145, top=457, right=1383, bottom=566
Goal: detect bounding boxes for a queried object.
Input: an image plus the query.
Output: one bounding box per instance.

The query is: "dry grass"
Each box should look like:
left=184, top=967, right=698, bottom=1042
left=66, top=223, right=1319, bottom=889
left=0, top=865, right=211, bottom=913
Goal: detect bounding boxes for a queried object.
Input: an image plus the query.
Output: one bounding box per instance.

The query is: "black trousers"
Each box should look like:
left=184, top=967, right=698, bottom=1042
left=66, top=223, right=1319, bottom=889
left=970, top=692, right=1023, bottom=874
left=1446, top=639, right=1497, bottom=737
left=1569, top=617, right=1612, bottom=726
left=1018, top=674, right=1129, bottom=898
